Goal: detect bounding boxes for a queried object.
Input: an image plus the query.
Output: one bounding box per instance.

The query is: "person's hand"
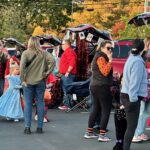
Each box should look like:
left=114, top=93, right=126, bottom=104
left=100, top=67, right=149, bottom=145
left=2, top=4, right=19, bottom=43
left=10, top=58, right=14, bottom=64
left=65, top=72, right=69, bottom=77
left=107, top=52, right=112, bottom=62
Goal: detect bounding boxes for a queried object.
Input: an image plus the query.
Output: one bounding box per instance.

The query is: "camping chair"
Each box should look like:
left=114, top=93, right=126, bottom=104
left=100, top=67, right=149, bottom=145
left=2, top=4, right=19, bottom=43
left=65, top=78, right=90, bottom=112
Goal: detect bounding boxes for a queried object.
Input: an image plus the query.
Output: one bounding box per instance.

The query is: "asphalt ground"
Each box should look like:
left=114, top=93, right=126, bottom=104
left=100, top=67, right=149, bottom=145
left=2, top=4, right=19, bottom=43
left=0, top=108, right=150, bottom=150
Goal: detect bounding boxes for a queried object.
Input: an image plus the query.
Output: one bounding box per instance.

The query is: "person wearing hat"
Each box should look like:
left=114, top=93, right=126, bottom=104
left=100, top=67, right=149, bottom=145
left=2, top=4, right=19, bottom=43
left=120, top=39, right=148, bottom=150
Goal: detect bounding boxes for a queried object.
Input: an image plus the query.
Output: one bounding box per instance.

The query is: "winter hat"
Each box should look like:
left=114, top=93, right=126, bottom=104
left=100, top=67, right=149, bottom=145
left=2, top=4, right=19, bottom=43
left=131, top=39, right=144, bottom=55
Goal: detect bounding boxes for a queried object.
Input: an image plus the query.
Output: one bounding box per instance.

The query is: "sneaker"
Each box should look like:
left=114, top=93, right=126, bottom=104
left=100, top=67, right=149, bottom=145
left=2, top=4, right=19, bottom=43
left=36, top=127, right=43, bottom=134
left=34, top=115, right=38, bottom=121
left=58, top=105, right=70, bottom=110
left=132, top=136, right=142, bottom=143
left=43, top=117, right=50, bottom=123
left=145, top=127, right=150, bottom=130
left=24, top=127, right=31, bottom=134
left=98, top=134, right=111, bottom=142
left=14, top=119, right=19, bottom=122
left=139, top=134, right=149, bottom=141
left=84, top=132, right=98, bottom=139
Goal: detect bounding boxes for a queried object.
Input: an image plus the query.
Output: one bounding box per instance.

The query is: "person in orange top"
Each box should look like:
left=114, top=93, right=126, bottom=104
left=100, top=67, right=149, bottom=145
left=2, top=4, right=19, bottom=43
left=84, top=40, right=113, bottom=142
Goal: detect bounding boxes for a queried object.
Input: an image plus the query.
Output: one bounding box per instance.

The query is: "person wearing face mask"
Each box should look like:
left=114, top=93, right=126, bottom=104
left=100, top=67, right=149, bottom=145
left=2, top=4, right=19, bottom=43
left=84, top=40, right=113, bottom=142
left=132, top=37, right=150, bottom=143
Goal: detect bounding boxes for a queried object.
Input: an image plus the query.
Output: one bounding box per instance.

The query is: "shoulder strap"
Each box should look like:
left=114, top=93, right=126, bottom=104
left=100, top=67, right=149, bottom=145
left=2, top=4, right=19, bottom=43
left=25, top=54, right=37, bottom=68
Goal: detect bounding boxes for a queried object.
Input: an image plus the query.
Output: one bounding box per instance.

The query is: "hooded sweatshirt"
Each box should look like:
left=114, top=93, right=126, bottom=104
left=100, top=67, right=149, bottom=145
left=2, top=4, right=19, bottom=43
left=20, top=49, right=55, bottom=85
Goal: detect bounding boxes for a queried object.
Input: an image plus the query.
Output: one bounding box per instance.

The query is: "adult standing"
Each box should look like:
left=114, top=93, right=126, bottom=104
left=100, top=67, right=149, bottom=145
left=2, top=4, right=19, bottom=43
left=84, top=40, right=113, bottom=142
left=20, top=36, right=55, bottom=134
left=132, top=37, right=150, bottom=142
left=58, top=38, right=77, bottom=111
left=0, top=40, right=7, bottom=96
left=120, top=39, right=147, bottom=150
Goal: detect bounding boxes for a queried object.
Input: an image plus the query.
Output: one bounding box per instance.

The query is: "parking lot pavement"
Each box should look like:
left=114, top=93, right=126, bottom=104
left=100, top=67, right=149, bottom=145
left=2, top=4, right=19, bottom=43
left=0, top=109, right=150, bottom=150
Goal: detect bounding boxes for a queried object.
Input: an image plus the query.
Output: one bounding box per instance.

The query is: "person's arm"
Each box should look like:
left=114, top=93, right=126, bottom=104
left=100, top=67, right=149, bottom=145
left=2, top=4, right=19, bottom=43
left=45, top=52, right=56, bottom=76
left=128, top=61, right=145, bottom=102
left=20, top=52, right=27, bottom=85
left=97, top=57, right=112, bottom=77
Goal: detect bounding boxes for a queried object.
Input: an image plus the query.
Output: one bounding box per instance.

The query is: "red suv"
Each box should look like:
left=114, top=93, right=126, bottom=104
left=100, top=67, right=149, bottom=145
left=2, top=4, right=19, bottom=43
left=112, top=39, right=134, bottom=77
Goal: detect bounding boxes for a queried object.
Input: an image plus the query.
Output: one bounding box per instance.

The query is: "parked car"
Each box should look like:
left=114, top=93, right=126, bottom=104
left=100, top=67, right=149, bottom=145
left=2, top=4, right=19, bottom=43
left=112, top=39, right=134, bottom=77
left=7, top=47, right=16, bottom=56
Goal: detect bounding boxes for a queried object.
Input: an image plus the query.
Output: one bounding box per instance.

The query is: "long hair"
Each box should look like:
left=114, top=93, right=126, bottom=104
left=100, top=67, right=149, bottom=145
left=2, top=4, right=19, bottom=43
left=144, top=37, right=150, bottom=50
left=27, top=36, right=42, bottom=53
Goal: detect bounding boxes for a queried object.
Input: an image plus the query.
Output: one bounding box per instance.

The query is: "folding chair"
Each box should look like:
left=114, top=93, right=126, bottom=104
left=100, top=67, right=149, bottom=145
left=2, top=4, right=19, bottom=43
left=65, top=78, right=90, bottom=112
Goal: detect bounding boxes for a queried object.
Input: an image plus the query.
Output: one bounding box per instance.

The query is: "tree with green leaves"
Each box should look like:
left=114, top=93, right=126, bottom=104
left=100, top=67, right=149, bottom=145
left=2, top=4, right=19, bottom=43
left=0, top=0, right=83, bottom=41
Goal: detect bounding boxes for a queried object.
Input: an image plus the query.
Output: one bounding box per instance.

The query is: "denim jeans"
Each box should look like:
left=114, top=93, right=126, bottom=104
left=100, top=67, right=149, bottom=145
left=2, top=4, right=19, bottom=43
left=61, top=74, right=75, bottom=107
left=23, top=80, right=46, bottom=128
left=134, top=101, right=150, bottom=136
left=0, top=78, right=4, bottom=97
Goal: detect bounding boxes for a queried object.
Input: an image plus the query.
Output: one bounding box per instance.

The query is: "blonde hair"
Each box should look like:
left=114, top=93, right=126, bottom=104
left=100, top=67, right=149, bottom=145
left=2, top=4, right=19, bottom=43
left=144, top=37, right=150, bottom=50
left=27, top=36, right=42, bottom=52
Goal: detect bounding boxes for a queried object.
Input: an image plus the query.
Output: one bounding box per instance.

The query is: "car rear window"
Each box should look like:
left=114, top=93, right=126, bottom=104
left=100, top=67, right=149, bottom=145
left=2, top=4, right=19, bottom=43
left=113, top=41, right=133, bottom=58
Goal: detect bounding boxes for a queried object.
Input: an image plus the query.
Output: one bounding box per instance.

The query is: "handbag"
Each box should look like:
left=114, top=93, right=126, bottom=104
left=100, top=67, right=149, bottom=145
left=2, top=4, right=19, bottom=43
left=25, top=54, right=37, bottom=68
left=44, top=89, right=52, bottom=105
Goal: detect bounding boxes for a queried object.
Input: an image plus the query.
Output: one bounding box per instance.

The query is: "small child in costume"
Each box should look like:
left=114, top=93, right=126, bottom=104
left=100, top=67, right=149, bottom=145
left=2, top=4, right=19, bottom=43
left=34, top=73, right=56, bottom=123
left=113, top=75, right=127, bottom=150
left=0, top=63, right=23, bottom=122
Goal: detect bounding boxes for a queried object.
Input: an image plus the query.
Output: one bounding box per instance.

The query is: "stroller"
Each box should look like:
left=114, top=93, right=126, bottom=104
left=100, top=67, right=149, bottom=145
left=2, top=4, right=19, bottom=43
left=65, top=78, right=90, bottom=112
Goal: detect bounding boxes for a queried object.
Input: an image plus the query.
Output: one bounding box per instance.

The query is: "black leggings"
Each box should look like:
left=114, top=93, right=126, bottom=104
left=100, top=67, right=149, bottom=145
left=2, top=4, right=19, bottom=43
left=120, top=93, right=141, bottom=150
left=88, top=85, right=112, bottom=131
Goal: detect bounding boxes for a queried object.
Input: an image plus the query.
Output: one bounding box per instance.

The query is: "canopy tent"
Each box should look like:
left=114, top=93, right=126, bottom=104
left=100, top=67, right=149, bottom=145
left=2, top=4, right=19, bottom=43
left=66, top=24, right=112, bottom=43
left=38, top=34, right=61, bottom=46
left=64, top=24, right=112, bottom=80
left=128, top=12, right=150, bottom=27
left=5, top=38, right=26, bottom=50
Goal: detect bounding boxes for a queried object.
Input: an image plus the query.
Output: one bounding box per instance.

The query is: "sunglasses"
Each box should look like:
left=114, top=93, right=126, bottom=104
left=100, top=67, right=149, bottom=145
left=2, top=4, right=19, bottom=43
left=106, top=47, right=113, bottom=51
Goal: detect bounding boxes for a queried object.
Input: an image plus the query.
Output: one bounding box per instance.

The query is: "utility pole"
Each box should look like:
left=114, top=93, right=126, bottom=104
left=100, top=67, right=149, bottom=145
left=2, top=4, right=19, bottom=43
left=71, top=0, right=74, bottom=22
left=144, top=0, right=148, bottom=12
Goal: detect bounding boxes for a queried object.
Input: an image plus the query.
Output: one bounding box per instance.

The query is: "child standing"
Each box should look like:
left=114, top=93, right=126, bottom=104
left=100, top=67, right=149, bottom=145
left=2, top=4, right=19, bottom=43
left=34, top=73, right=56, bottom=123
left=0, top=63, right=23, bottom=122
